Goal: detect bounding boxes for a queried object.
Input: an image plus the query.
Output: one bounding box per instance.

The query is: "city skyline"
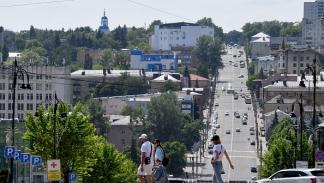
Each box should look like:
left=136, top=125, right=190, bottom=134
left=0, top=0, right=308, bottom=32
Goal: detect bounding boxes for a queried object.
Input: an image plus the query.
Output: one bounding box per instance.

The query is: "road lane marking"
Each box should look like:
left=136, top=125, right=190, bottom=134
left=229, top=156, right=258, bottom=159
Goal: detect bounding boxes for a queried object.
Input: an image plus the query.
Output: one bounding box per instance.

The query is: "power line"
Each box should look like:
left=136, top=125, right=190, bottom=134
left=125, top=0, right=195, bottom=22
left=0, top=0, right=75, bottom=8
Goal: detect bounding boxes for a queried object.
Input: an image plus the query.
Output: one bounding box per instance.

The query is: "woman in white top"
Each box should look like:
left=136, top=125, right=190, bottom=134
left=211, top=135, right=234, bottom=183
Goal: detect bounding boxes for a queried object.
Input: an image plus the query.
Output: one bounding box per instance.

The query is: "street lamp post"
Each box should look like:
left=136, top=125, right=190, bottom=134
left=1, top=59, right=32, bottom=183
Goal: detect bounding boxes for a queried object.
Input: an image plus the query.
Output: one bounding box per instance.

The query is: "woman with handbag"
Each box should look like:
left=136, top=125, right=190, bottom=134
left=153, top=139, right=169, bottom=183
left=211, top=135, right=234, bottom=183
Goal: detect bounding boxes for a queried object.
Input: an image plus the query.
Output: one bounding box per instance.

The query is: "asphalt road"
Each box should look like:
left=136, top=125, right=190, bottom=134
left=201, top=47, right=259, bottom=182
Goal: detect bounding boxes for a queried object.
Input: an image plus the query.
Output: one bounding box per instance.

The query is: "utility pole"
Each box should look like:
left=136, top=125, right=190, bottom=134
left=299, top=94, right=304, bottom=161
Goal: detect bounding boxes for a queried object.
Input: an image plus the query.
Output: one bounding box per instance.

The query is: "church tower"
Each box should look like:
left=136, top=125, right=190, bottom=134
left=99, top=10, right=110, bottom=33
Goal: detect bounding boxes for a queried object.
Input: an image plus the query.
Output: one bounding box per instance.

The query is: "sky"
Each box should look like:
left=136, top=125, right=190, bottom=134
left=0, top=0, right=312, bottom=32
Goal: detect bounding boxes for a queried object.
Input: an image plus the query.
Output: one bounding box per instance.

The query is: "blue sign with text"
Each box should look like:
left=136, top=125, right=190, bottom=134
left=13, top=150, right=21, bottom=160
left=3, top=146, right=16, bottom=158
left=20, top=153, right=30, bottom=164
left=31, top=156, right=42, bottom=166
left=69, top=172, right=77, bottom=181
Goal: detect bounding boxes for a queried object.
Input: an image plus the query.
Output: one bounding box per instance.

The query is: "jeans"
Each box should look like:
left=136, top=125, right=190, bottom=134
left=212, top=161, right=224, bottom=183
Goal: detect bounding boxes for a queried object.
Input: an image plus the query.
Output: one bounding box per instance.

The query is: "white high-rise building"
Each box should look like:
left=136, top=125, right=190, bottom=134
left=302, top=0, right=324, bottom=47
left=150, top=22, right=214, bottom=51
left=0, top=66, right=72, bottom=121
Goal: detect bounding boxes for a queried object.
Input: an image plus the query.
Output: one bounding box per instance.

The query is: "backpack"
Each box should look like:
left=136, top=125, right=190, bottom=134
left=161, top=146, right=169, bottom=166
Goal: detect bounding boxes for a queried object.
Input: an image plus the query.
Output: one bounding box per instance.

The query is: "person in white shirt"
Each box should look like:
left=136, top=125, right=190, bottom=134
left=211, top=135, right=234, bottom=183
left=138, top=134, right=154, bottom=183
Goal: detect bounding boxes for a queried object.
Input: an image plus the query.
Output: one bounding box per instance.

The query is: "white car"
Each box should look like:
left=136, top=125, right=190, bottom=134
left=225, top=112, right=230, bottom=116
left=222, top=86, right=225, bottom=91
left=257, top=169, right=324, bottom=183
left=215, top=124, right=220, bottom=128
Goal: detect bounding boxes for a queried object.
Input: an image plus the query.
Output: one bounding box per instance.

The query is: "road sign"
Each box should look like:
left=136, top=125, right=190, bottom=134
left=13, top=150, right=21, bottom=160
left=32, top=156, right=42, bottom=166
left=68, top=172, right=77, bottom=181
left=3, top=146, right=16, bottom=158
left=315, top=151, right=324, bottom=161
left=20, top=153, right=30, bottom=164
left=47, top=159, right=61, bottom=181
left=296, top=161, right=308, bottom=169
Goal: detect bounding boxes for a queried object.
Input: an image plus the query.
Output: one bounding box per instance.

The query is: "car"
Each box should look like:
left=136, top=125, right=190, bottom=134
left=225, top=112, right=229, bottom=116
left=242, top=119, right=247, bottom=125
left=234, top=94, right=239, bottom=100
left=256, top=168, right=324, bottom=183
left=222, top=86, right=225, bottom=91
left=244, top=112, right=248, bottom=117
left=234, top=112, right=240, bottom=118
left=238, top=75, right=244, bottom=78
left=233, top=55, right=237, bottom=57
left=234, top=63, right=238, bottom=67
left=215, top=124, right=220, bottom=128
left=226, top=130, right=231, bottom=134
left=250, top=131, right=255, bottom=135
left=208, top=144, right=213, bottom=150
left=260, top=126, right=265, bottom=131
left=208, top=149, right=213, bottom=155
left=212, top=120, right=217, bottom=124
left=215, top=103, right=219, bottom=107
left=236, top=128, right=241, bottom=132
left=251, top=167, right=257, bottom=173
left=261, top=131, right=265, bottom=137
left=250, top=141, right=256, bottom=145
left=250, top=127, right=255, bottom=131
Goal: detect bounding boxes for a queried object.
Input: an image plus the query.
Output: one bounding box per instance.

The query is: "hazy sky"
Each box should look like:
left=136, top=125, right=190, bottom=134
left=0, top=0, right=311, bottom=32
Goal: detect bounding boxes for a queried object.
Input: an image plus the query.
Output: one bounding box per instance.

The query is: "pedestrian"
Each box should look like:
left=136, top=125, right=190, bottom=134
left=152, top=139, right=168, bottom=183
left=211, top=135, right=234, bottom=183
left=138, top=134, right=154, bottom=183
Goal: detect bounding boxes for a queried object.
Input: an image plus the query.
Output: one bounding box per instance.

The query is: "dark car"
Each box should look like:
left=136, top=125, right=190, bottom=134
left=251, top=167, right=257, bottom=173
left=250, top=141, right=256, bottom=145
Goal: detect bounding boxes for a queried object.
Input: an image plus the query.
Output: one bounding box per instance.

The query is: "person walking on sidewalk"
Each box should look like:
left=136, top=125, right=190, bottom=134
left=211, top=135, right=234, bottom=183
left=153, top=139, right=168, bottom=183
left=138, top=134, right=154, bottom=183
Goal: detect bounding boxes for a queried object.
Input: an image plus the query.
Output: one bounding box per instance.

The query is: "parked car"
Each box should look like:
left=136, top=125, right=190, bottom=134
left=234, top=112, right=240, bottom=118
left=225, top=112, right=230, bottom=116
left=234, top=94, right=239, bottom=100
left=215, top=103, right=219, bottom=107
left=215, top=124, right=220, bottom=128
left=257, top=169, right=324, bottom=183
left=250, top=131, right=255, bottom=135
left=251, top=167, right=257, bottom=173
left=236, top=128, right=241, bottom=132
left=226, top=130, right=231, bottom=134
left=250, top=127, right=255, bottom=131
left=242, top=119, right=247, bottom=125
left=250, top=141, right=256, bottom=145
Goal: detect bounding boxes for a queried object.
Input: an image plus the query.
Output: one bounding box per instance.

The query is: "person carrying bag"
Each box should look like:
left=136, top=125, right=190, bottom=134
left=153, top=139, right=169, bottom=183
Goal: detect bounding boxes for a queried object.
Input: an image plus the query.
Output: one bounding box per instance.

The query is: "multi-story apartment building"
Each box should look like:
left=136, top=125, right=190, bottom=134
left=250, top=32, right=271, bottom=59
left=0, top=66, right=72, bottom=121
left=276, top=48, right=320, bottom=75
left=150, top=22, right=214, bottom=51
left=302, top=0, right=324, bottom=47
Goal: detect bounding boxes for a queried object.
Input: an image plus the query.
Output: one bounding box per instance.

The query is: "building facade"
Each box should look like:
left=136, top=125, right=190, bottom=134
left=150, top=22, right=214, bottom=51
left=302, top=0, right=324, bottom=47
left=253, top=56, right=275, bottom=74
left=0, top=66, right=72, bottom=121
left=276, top=48, right=320, bottom=75
left=130, top=50, right=177, bottom=71
left=251, top=32, right=271, bottom=59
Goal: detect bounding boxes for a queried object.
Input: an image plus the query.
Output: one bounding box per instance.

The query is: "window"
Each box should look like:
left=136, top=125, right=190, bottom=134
left=17, top=103, right=24, bottom=111
left=0, top=83, right=5, bottom=90
left=300, top=63, right=304, bottom=67
left=293, top=56, right=297, bottom=61
left=45, top=84, right=52, bottom=90
left=8, top=83, right=12, bottom=90
left=27, top=103, right=33, bottom=110
left=293, top=70, right=297, bottom=74
left=45, top=75, right=52, bottom=80
left=27, top=93, right=33, bottom=100
left=306, top=56, right=310, bottom=60
left=36, top=94, right=43, bottom=100
left=300, top=56, right=304, bottom=61
left=36, top=83, right=42, bottom=90
left=8, top=93, right=12, bottom=100
left=8, top=103, right=12, bottom=110
left=0, top=93, right=5, bottom=100
left=18, top=113, right=24, bottom=121
left=18, top=93, right=24, bottom=100
left=46, top=94, right=52, bottom=101
left=293, top=63, right=297, bottom=67
left=36, top=75, right=42, bottom=80
left=121, top=130, right=126, bottom=134
left=7, top=113, right=12, bottom=119
left=0, top=113, right=5, bottom=118
left=0, top=103, right=5, bottom=110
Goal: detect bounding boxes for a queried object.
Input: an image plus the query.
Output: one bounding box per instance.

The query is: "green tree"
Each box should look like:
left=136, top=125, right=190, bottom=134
left=85, top=141, right=137, bottom=183
left=164, top=141, right=187, bottom=176
left=193, top=35, right=223, bottom=77
left=196, top=17, right=224, bottom=39
left=1, top=45, right=9, bottom=61
left=84, top=53, right=93, bottom=69
left=115, top=51, right=130, bottom=69
left=29, top=25, right=36, bottom=39
left=163, top=80, right=180, bottom=92
left=23, top=103, right=99, bottom=182
left=225, top=30, right=243, bottom=44
left=85, top=98, right=108, bottom=135
left=148, top=20, right=163, bottom=33
left=99, top=48, right=114, bottom=68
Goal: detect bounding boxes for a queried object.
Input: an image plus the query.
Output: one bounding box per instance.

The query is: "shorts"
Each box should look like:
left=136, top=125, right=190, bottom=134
left=137, top=163, right=153, bottom=176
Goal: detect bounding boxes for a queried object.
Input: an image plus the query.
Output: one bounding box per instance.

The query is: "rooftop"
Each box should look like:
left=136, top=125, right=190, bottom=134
left=108, top=115, right=131, bottom=126
left=252, top=32, right=270, bottom=38
left=264, top=79, right=324, bottom=89
left=252, top=37, right=270, bottom=43
left=153, top=74, right=181, bottom=82
left=256, top=55, right=274, bottom=61
left=71, top=69, right=174, bottom=78
left=265, top=95, right=296, bottom=104
left=190, top=74, right=209, bottom=81
left=159, top=22, right=199, bottom=29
